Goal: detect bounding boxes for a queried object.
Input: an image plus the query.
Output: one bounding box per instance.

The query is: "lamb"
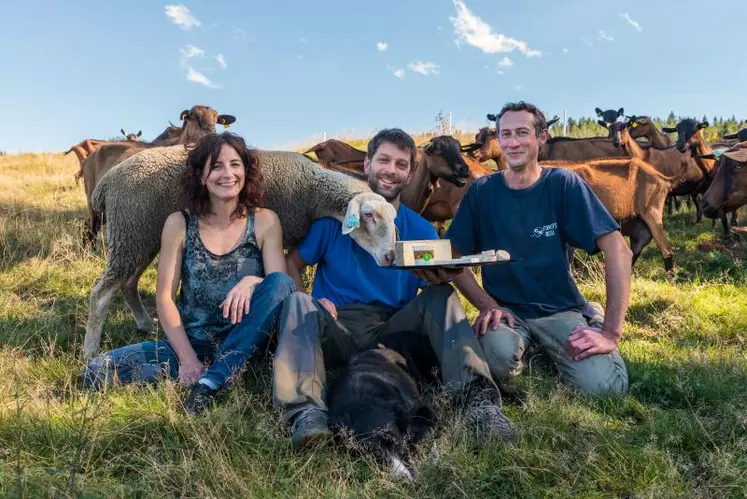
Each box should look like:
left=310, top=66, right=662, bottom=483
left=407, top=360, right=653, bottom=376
left=83, top=145, right=398, bottom=359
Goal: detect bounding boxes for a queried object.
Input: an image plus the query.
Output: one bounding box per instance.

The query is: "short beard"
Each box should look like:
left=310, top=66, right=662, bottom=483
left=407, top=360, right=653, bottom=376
left=368, top=176, right=403, bottom=201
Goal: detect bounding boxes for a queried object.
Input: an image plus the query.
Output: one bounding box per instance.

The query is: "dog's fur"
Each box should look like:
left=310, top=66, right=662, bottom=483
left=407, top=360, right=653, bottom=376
left=327, top=333, right=439, bottom=481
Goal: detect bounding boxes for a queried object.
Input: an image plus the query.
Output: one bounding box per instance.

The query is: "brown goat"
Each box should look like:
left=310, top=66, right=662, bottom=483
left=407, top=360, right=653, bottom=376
left=473, top=127, right=508, bottom=170
left=541, top=157, right=684, bottom=271
left=80, top=106, right=236, bottom=246
left=420, top=154, right=493, bottom=230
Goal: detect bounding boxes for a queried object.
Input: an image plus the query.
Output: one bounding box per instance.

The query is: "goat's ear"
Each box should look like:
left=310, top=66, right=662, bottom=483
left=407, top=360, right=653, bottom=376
left=460, top=143, right=482, bottom=153
left=595, top=107, right=603, bottom=117
left=662, top=127, right=676, bottom=133
left=486, top=113, right=497, bottom=122
left=617, top=107, right=625, bottom=117
left=120, top=129, right=126, bottom=136
left=137, top=130, right=142, bottom=137
left=698, top=153, right=717, bottom=160
left=341, top=195, right=363, bottom=235
left=217, top=114, right=237, bottom=126
left=180, top=110, right=189, bottom=121
left=421, top=141, right=434, bottom=152
left=698, top=121, right=709, bottom=129
left=724, top=133, right=738, bottom=140
left=597, top=120, right=609, bottom=128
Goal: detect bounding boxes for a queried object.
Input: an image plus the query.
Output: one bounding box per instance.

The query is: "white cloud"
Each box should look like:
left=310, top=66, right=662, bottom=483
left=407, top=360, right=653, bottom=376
left=232, top=26, right=248, bottom=41
left=165, top=5, right=201, bottom=30
left=498, top=56, right=513, bottom=68
left=483, top=64, right=490, bottom=70
left=376, top=41, right=388, bottom=52
left=391, top=68, right=406, bottom=79
left=562, top=47, right=569, bottom=54
left=580, top=37, right=593, bottom=47
left=598, top=30, right=614, bottom=42
left=619, top=13, right=642, bottom=31
left=408, top=61, right=439, bottom=75
left=180, top=44, right=204, bottom=68
left=496, top=70, right=504, bottom=75
left=216, top=54, right=227, bottom=69
left=186, top=67, right=221, bottom=89
left=450, top=0, right=541, bottom=57
left=299, top=37, right=308, bottom=44
left=514, top=84, right=523, bottom=90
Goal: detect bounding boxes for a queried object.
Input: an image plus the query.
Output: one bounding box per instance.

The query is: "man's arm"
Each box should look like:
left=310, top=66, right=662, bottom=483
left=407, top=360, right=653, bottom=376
left=596, top=230, right=632, bottom=337
left=567, top=230, right=632, bottom=361
left=285, top=248, right=308, bottom=293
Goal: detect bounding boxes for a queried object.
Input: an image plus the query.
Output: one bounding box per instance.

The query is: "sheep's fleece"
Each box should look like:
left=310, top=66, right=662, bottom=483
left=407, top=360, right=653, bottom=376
left=92, top=145, right=371, bottom=275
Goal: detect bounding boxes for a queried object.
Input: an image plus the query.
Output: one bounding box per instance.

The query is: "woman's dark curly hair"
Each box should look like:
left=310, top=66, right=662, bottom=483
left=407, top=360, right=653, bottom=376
left=186, top=132, right=264, bottom=220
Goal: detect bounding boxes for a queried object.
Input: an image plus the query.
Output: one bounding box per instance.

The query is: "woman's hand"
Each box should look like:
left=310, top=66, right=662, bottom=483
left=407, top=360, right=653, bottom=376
left=178, top=357, right=205, bottom=387
left=220, top=276, right=264, bottom=324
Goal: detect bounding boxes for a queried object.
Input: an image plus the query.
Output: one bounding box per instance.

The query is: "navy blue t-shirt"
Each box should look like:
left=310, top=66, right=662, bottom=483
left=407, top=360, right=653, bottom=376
left=298, top=204, right=438, bottom=311
left=445, top=167, right=620, bottom=318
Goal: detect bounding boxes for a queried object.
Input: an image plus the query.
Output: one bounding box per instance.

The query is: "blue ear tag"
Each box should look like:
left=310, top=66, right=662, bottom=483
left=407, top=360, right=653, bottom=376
left=345, top=213, right=360, bottom=229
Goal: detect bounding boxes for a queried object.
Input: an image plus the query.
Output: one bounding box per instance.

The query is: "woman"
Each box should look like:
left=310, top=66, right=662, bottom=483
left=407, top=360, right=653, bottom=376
left=83, top=133, right=295, bottom=415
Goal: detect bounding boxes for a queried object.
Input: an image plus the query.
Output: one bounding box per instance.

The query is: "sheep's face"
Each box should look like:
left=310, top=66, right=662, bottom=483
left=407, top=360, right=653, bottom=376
left=341, top=192, right=397, bottom=266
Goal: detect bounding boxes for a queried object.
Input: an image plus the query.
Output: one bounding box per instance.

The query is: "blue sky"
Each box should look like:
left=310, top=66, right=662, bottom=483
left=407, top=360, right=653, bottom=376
left=2, top=0, right=746, bottom=152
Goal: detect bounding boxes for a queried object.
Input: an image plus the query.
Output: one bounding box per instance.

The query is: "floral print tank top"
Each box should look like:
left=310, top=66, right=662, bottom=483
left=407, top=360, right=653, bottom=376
left=177, top=211, right=264, bottom=341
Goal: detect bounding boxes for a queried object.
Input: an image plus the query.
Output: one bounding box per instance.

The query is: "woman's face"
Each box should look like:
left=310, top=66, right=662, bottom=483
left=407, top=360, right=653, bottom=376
left=201, top=144, right=246, bottom=201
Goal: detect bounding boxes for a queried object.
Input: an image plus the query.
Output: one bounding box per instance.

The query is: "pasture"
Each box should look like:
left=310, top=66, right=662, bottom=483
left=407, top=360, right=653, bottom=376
left=1, top=152, right=746, bottom=498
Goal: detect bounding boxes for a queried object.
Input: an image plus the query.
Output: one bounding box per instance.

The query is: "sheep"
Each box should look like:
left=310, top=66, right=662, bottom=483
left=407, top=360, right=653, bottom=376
left=83, top=145, right=398, bottom=359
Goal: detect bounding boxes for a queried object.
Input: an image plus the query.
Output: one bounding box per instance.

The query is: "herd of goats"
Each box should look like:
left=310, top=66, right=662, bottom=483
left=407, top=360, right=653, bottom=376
left=60, top=104, right=747, bottom=359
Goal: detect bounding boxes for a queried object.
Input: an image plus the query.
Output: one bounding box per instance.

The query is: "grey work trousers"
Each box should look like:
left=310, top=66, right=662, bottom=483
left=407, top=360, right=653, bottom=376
left=272, top=284, right=496, bottom=422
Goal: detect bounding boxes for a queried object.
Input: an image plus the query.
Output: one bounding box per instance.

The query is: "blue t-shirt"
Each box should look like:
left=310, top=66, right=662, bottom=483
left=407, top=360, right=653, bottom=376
left=297, top=204, right=439, bottom=311
left=445, top=167, right=620, bottom=319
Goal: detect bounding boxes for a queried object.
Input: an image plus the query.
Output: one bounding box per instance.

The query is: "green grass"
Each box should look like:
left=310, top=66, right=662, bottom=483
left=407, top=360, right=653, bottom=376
left=1, top=153, right=746, bottom=498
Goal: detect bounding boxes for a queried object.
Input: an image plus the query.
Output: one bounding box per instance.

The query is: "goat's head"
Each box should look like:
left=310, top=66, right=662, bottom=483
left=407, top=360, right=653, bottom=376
left=595, top=107, right=625, bottom=125
left=178, top=105, right=237, bottom=144
left=606, top=121, right=631, bottom=148
left=662, top=118, right=708, bottom=153
left=420, top=136, right=474, bottom=187
left=121, top=129, right=142, bottom=142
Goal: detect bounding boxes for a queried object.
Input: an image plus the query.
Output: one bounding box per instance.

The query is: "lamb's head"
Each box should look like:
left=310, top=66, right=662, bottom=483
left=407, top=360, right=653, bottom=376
left=341, top=192, right=398, bottom=266
left=178, top=105, right=237, bottom=144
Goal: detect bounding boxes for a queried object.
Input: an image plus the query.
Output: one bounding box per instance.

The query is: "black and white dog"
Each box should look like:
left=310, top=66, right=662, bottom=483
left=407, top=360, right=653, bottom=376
left=327, top=333, right=440, bottom=481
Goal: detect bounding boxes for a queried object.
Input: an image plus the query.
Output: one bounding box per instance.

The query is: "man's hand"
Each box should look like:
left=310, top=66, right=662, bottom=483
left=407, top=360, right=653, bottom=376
left=178, top=357, right=205, bottom=387
left=413, top=267, right=464, bottom=285
left=566, top=326, right=619, bottom=361
left=318, top=298, right=338, bottom=320
left=220, top=276, right=264, bottom=324
left=473, top=298, right=516, bottom=336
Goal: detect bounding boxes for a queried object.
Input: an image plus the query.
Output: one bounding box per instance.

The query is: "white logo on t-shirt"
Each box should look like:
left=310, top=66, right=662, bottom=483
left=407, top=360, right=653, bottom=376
left=530, top=222, right=557, bottom=238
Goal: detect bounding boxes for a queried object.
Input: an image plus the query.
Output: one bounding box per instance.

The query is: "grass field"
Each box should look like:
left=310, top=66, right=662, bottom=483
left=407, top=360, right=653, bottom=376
left=1, top=152, right=746, bottom=498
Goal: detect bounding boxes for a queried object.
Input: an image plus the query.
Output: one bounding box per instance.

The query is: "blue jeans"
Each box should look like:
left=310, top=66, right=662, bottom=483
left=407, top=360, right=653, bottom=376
left=83, top=272, right=295, bottom=389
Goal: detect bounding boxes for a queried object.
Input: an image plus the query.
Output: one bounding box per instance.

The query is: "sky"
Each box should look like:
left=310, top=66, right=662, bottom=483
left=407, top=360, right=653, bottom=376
left=2, top=0, right=746, bottom=152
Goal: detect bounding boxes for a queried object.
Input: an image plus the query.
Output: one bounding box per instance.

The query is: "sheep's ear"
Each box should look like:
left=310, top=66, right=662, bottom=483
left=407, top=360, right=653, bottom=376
left=341, top=195, right=362, bottom=235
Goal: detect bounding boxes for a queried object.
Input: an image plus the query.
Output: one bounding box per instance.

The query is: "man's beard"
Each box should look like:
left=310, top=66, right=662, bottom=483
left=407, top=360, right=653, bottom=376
left=368, top=175, right=404, bottom=201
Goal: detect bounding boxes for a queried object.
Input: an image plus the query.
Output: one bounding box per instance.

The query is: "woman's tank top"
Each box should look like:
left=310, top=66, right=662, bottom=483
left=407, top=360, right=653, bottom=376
left=177, top=210, right=265, bottom=341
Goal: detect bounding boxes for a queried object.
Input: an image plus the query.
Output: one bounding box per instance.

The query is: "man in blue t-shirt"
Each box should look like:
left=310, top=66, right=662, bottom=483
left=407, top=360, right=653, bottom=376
left=438, top=102, right=632, bottom=395
left=272, top=129, right=514, bottom=450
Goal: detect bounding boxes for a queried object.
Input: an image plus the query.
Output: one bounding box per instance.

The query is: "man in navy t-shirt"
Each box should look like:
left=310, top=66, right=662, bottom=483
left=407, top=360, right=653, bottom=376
left=440, top=102, right=631, bottom=395
left=272, top=129, right=514, bottom=450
